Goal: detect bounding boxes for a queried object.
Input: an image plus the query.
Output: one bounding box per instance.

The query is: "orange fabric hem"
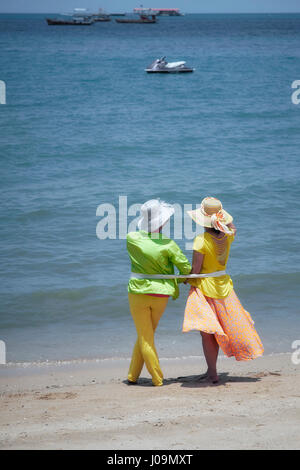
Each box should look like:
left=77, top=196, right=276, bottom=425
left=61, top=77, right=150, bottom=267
left=182, top=287, right=264, bottom=361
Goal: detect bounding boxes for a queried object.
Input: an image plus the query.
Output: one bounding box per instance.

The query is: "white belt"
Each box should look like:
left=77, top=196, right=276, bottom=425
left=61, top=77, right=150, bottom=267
left=130, top=271, right=227, bottom=280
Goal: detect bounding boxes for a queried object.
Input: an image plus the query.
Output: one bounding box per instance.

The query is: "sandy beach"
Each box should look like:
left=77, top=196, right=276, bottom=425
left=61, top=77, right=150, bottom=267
left=0, top=353, right=299, bottom=450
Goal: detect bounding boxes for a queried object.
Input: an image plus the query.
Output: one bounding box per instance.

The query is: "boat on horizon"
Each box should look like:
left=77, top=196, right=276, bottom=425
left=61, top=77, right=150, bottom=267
left=46, top=8, right=95, bottom=25
left=91, top=8, right=111, bottom=22
left=116, top=9, right=158, bottom=24
left=134, top=7, right=182, bottom=16
left=46, top=17, right=94, bottom=25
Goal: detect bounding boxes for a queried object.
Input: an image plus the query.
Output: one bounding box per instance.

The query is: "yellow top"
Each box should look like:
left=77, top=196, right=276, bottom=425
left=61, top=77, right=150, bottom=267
left=189, top=231, right=235, bottom=299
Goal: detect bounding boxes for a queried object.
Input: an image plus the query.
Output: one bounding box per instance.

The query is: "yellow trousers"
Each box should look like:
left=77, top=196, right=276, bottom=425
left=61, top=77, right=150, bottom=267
left=128, top=293, right=169, bottom=386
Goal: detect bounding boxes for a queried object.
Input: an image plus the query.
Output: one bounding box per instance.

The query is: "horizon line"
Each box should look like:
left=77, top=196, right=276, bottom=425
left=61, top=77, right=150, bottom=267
left=1, top=11, right=300, bottom=15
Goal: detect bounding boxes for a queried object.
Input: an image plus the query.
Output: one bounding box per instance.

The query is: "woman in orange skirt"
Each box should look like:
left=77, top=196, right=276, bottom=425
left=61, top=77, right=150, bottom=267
left=182, top=197, right=264, bottom=384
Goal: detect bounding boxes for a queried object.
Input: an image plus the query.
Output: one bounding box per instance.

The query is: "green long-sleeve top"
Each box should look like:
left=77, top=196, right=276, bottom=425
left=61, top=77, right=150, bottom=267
left=127, top=231, right=191, bottom=300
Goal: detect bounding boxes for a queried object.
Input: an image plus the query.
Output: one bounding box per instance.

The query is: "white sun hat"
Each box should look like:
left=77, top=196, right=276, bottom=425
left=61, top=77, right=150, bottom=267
left=138, top=199, right=175, bottom=233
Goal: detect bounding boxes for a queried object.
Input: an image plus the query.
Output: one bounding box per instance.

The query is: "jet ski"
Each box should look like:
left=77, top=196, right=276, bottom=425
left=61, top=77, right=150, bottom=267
left=145, top=56, right=194, bottom=73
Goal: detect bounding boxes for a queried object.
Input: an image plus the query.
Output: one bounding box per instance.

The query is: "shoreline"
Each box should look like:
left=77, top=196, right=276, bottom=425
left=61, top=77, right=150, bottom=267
left=1, top=353, right=300, bottom=449
left=1, top=349, right=292, bottom=368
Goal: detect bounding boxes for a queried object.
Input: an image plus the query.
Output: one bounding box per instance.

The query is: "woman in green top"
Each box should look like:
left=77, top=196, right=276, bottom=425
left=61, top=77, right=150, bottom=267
left=127, top=199, right=191, bottom=386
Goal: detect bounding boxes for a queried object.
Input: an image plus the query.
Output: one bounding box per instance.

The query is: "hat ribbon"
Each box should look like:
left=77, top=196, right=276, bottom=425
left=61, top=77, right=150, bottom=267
left=200, top=200, right=234, bottom=235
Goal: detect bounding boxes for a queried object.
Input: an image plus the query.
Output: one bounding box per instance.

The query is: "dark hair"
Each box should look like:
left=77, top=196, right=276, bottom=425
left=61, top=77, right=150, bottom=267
left=205, top=226, right=221, bottom=235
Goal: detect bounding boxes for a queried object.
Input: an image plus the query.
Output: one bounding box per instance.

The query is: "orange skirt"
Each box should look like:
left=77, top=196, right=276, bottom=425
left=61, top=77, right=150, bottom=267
left=182, top=287, right=264, bottom=361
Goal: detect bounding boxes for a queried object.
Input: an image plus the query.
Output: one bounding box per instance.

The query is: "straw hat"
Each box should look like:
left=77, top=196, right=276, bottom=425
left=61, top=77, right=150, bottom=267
left=187, top=197, right=233, bottom=228
left=138, top=199, right=175, bottom=233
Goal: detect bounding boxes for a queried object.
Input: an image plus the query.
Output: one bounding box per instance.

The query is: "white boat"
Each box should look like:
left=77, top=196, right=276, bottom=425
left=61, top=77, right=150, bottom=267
left=145, top=57, right=194, bottom=73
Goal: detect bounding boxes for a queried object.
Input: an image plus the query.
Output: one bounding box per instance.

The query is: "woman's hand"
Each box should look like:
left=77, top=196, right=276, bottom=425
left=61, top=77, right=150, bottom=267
left=183, top=251, right=204, bottom=284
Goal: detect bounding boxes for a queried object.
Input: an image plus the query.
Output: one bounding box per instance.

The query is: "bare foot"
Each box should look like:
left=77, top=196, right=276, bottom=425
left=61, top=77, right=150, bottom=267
left=201, top=369, right=219, bottom=384
left=208, top=374, right=219, bottom=384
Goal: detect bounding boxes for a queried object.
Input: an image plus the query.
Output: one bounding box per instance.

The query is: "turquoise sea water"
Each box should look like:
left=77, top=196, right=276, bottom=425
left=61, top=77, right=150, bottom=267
left=0, top=13, right=300, bottom=363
